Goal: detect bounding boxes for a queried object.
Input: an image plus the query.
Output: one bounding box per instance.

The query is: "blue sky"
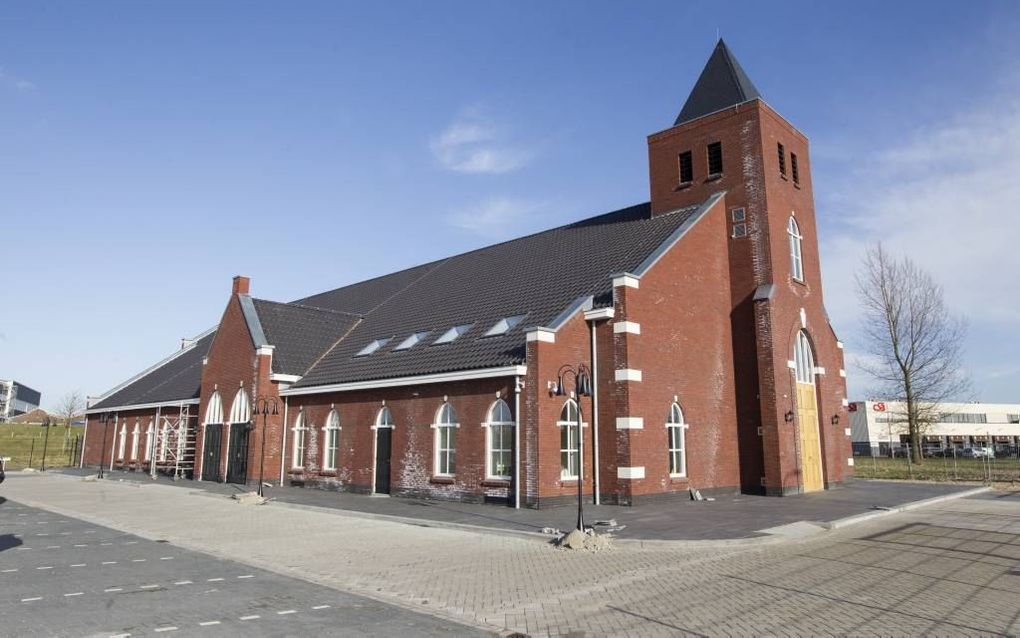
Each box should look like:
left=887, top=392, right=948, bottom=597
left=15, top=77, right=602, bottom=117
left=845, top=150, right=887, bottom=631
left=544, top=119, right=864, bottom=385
left=2, top=1, right=1019, bottom=409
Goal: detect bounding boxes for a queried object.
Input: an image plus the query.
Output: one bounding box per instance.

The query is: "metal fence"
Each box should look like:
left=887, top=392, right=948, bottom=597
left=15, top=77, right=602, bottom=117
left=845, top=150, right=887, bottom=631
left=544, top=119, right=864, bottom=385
left=853, top=443, right=1020, bottom=483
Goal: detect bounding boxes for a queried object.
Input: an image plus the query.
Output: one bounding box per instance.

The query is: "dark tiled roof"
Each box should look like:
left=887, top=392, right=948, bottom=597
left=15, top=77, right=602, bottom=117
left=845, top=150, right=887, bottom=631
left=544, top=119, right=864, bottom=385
left=251, top=299, right=362, bottom=376
left=675, top=39, right=762, bottom=126
left=90, top=332, right=215, bottom=410
left=295, top=261, right=443, bottom=315
left=293, top=201, right=703, bottom=388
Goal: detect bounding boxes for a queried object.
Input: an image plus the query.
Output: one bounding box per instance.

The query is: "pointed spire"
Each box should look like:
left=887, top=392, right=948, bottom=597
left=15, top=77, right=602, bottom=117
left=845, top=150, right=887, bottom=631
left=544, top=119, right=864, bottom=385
left=674, top=39, right=762, bottom=126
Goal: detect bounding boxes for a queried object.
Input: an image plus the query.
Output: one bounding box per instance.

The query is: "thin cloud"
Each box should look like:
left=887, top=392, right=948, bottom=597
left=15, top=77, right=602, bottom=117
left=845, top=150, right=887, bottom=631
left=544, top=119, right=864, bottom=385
left=0, top=67, right=37, bottom=92
left=430, top=109, right=532, bottom=174
left=446, top=197, right=545, bottom=239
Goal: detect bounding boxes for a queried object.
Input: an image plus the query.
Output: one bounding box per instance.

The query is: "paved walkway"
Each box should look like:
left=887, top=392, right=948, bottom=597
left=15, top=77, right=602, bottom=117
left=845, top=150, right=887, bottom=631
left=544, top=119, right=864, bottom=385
left=5, top=473, right=1020, bottom=636
left=55, top=468, right=978, bottom=540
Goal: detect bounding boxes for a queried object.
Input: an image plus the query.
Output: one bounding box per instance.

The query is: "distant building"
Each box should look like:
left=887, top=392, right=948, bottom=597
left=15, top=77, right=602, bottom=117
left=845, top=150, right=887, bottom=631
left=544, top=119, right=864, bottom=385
left=850, top=400, right=1020, bottom=455
left=0, top=379, right=42, bottom=422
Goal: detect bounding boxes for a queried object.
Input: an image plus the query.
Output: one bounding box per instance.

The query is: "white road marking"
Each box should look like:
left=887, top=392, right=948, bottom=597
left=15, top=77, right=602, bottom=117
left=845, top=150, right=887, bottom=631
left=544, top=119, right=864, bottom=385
left=207, top=577, right=224, bottom=582
left=104, top=587, right=123, bottom=593
left=71, top=563, right=86, bottom=567
left=100, top=542, right=113, bottom=546
left=237, top=574, right=253, bottom=579
left=21, top=597, right=42, bottom=602
left=109, top=634, right=131, bottom=638
left=2, top=568, right=19, bottom=573
left=46, top=545, right=61, bottom=549
left=64, top=592, right=84, bottom=597
left=154, top=627, right=177, bottom=633
left=36, top=566, right=53, bottom=570
left=159, top=557, right=174, bottom=560
left=239, top=615, right=260, bottom=620
left=198, top=621, right=220, bottom=626
left=124, top=541, right=138, bottom=544
left=60, top=532, right=71, bottom=535
left=312, top=605, right=330, bottom=610
left=83, top=530, right=95, bottom=534
left=102, top=561, right=117, bottom=565
left=140, top=584, right=159, bottom=589
left=173, top=580, right=193, bottom=585
left=277, top=610, right=297, bottom=615
left=37, top=533, right=49, bottom=536
left=16, top=547, right=31, bottom=551
left=74, top=544, right=88, bottom=547
left=132, top=559, right=146, bottom=562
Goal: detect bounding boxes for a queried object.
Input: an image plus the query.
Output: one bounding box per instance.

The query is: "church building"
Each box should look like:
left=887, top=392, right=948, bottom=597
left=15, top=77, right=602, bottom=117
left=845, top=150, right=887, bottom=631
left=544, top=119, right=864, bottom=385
left=83, top=41, right=851, bottom=506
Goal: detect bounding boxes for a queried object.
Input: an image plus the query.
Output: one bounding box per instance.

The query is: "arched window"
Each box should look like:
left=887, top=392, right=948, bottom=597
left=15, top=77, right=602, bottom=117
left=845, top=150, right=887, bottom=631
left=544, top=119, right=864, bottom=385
left=485, top=399, right=514, bottom=480
left=144, top=420, right=154, bottom=462
left=433, top=402, right=458, bottom=476
left=666, top=403, right=688, bottom=477
left=130, top=421, right=140, bottom=460
left=788, top=217, right=804, bottom=281
left=376, top=406, right=395, bottom=428
left=228, top=388, right=251, bottom=423
left=794, top=330, right=815, bottom=384
left=118, top=423, right=128, bottom=459
left=322, top=409, right=341, bottom=471
left=292, top=410, right=308, bottom=469
left=558, top=399, right=582, bottom=480
left=159, top=421, right=169, bottom=462
left=205, top=391, right=223, bottom=424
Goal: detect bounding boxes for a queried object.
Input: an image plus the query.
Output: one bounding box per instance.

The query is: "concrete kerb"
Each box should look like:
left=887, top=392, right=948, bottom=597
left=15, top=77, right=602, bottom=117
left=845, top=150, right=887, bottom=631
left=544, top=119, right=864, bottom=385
left=820, top=485, right=992, bottom=530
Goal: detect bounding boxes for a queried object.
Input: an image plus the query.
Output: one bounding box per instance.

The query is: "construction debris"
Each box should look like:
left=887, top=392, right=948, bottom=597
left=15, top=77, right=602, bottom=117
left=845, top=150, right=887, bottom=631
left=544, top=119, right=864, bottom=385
left=556, top=528, right=613, bottom=553
left=231, top=491, right=266, bottom=506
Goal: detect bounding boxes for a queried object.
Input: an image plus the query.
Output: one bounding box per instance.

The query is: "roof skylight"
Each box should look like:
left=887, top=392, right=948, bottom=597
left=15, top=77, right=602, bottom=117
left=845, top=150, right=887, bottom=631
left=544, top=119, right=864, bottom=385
left=355, top=337, right=391, bottom=357
left=433, top=324, right=472, bottom=345
left=483, top=314, right=527, bottom=337
left=393, top=331, right=429, bottom=351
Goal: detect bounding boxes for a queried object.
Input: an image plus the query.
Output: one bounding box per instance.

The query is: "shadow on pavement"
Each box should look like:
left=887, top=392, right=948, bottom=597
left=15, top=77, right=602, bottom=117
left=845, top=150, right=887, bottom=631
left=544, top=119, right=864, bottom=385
left=0, top=534, right=23, bottom=552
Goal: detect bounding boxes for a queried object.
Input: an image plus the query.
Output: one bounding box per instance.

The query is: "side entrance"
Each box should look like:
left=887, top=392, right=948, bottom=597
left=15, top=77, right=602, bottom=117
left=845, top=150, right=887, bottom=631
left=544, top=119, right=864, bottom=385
left=201, top=424, right=222, bottom=482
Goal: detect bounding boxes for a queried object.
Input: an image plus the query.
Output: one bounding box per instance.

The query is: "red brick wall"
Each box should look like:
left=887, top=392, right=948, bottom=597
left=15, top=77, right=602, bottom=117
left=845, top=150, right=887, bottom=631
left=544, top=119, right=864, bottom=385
left=83, top=408, right=159, bottom=470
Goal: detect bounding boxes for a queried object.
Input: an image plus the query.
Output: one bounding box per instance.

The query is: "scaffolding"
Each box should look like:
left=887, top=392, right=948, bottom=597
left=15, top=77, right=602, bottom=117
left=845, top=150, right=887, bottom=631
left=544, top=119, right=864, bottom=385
left=151, top=404, right=197, bottom=480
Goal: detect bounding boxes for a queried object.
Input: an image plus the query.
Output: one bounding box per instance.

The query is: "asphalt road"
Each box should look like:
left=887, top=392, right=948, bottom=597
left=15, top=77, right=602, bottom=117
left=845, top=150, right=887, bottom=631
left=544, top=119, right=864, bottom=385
left=0, top=497, right=484, bottom=637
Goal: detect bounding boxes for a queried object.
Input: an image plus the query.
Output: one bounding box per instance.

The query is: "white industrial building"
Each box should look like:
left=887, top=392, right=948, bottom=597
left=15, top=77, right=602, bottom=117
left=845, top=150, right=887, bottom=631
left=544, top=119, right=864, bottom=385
left=0, top=379, right=42, bottom=422
left=850, top=400, right=1020, bottom=455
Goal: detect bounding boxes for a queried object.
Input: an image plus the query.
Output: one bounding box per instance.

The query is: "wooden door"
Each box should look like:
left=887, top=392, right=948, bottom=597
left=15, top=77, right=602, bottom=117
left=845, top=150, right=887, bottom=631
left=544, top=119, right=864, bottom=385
left=796, top=383, right=824, bottom=492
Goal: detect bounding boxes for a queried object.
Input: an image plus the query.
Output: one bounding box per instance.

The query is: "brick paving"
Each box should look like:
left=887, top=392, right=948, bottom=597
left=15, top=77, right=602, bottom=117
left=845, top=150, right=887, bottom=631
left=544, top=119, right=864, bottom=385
left=5, top=473, right=1020, bottom=636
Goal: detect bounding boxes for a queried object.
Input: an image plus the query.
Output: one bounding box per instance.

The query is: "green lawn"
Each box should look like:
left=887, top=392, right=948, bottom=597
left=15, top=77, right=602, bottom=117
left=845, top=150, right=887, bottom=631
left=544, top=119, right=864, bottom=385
left=0, top=422, right=82, bottom=471
left=854, top=455, right=1020, bottom=483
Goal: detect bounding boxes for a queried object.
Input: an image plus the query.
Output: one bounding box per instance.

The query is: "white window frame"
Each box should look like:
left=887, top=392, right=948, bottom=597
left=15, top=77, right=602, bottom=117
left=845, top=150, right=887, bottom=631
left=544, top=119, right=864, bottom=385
left=433, top=324, right=472, bottom=345
left=794, top=330, right=815, bottom=385
left=292, top=411, right=308, bottom=469
left=483, top=399, right=514, bottom=480
left=130, top=421, right=140, bottom=460
left=322, top=409, right=341, bottom=471
left=666, top=403, right=689, bottom=478
left=788, top=216, right=804, bottom=282
left=228, top=388, right=251, bottom=424
left=205, top=391, right=224, bottom=425
left=144, top=420, right=153, bottom=462
left=159, top=422, right=169, bottom=462
left=432, top=402, right=459, bottom=477
left=118, top=423, right=127, bottom=459
left=557, top=399, right=586, bottom=480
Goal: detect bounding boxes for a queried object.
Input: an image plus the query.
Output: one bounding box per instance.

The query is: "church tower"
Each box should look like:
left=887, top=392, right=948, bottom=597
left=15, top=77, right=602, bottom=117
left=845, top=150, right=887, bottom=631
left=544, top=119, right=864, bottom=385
left=648, top=40, right=850, bottom=494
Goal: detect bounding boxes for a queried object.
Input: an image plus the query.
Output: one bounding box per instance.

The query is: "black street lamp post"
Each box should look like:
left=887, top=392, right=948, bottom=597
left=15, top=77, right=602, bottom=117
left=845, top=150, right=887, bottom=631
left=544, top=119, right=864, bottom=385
left=40, top=415, right=52, bottom=471
left=252, top=396, right=279, bottom=498
left=553, top=363, right=593, bottom=533
left=97, top=413, right=111, bottom=479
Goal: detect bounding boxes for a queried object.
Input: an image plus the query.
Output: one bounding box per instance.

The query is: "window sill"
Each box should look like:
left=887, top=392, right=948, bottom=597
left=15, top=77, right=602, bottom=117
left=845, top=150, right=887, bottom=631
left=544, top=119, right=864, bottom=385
left=481, top=478, right=510, bottom=488
left=674, top=181, right=693, bottom=191
left=430, top=475, right=455, bottom=485
left=780, top=173, right=788, bottom=181
left=319, top=470, right=338, bottom=477
left=792, top=277, right=807, bottom=288
left=705, top=173, right=723, bottom=182
left=669, top=475, right=688, bottom=483
left=288, top=468, right=305, bottom=474
left=793, top=183, right=801, bottom=190
left=559, top=478, right=579, bottom=486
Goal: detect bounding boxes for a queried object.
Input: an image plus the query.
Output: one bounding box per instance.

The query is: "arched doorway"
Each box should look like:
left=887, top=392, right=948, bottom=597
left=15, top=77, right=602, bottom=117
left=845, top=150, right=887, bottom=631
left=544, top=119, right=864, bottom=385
left=794, top=331, right=824, bottom=492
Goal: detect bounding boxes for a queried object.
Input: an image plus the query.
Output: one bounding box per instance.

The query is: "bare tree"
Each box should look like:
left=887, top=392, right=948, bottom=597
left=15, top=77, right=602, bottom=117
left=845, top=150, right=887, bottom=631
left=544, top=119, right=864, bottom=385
left=56, top=390, right=84, bottom=428
left=855, top=244, right=970, bottom=462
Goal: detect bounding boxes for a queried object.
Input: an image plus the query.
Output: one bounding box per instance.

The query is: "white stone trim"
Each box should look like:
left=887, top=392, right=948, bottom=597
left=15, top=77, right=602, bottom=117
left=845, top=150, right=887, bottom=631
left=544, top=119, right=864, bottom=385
left=281, top=365, right=528, bottom=396
left=836, top=341, right=844, bottom=349
left=612, top=274, right=640, bottom=289
left=615, top=369, right=643, bottom=382
left=617, top=466, right=645, bottom=480
left=847, top=457, right=855, bottom=467
left=525, top=329, right=556, bottom=343
left=813, top=366, right=826, bottom=375
left=615, top=417, right=644, bottom=430
left=786, top=360, right=797, bottom=369
left=583, top=307, right=615, bottom=321
left=256, top=345, right=275, bottom=356
left=844, top=428, right=852, bottom=437
left=839, top=369, right=846, bottom=378
left=841, top=398, right=849, bottom=407
left=270, top=373, right=301, bottom=383
left=613, top=321, right=641, bottom=334
left=86, top=398, right=200, bottom=415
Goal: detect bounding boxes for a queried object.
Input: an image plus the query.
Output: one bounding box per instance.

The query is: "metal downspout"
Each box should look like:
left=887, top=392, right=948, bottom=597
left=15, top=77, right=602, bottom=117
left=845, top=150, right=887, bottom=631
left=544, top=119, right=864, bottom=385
left=280, top=397, right=289, bottom=485
left=79, top=400, right=90, bottom=469
left=109, top=413, right=118, bottom=471
left=589, top=319, right=601, bottom=506
left=514, top=375, right=522, bottom=509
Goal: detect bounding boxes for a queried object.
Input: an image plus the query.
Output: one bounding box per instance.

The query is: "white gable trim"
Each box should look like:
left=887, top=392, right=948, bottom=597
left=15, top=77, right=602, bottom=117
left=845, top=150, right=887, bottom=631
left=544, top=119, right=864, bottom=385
left=617, top=466, right=645, bottom=480
left=280, top=365, right=528, bottom=397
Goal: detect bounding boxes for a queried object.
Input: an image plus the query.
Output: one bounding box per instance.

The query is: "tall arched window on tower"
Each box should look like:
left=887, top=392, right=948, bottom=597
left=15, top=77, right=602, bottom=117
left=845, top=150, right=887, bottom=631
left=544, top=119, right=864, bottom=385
left=666, top=403, right=688, bottom=477
left=794, top=330, right=815, bottom=384
left=485, top=399, right=514, bottom=480
left=433, top=402, right=458, bottom=476
left=292, top=411, right=307, bottom=469
left=322, top=410, right=341, bottom=471
left=228, top=388, right=250, bottom=424
left=788, top=216, right=804, bottom=281
left=558, top=399, right=582, bottom=480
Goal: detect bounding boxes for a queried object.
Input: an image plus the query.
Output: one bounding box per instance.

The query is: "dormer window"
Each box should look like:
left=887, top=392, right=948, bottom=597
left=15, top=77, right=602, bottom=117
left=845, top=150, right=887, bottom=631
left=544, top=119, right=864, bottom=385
left=678, top=150, right=693, bottom=185
left=707, top=142, right=723, bottom=177
left=484, top=315, right=526, bottom=337
left=356, top=337, right=391, bottom=357
left=433, top=324, right=472, bottom=345
left=393, top=331, right=429, bottom=351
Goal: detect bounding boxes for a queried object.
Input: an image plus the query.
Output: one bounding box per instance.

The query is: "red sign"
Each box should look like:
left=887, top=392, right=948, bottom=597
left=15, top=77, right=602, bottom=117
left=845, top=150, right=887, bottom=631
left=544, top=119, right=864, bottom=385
left=874, top=402, right=886, bottom=412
